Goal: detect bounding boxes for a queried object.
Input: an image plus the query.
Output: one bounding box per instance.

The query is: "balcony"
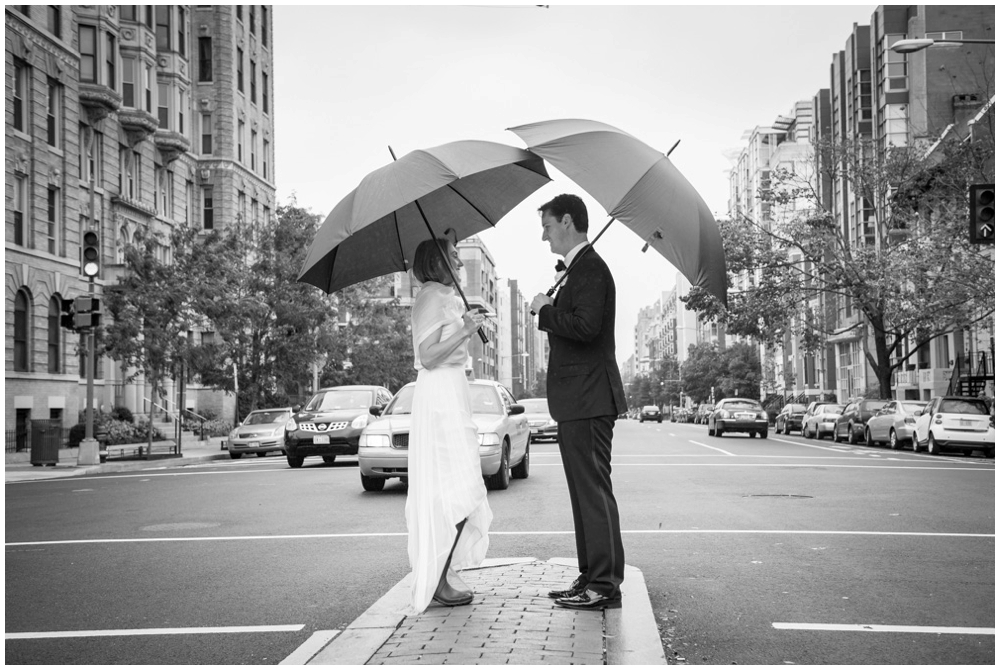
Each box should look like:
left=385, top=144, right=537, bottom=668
left=153, top=129, right=191, bottom=164
left=893, top=369, right=917, bottom=386
left=118, top=108, right=159, bottom=146
left=79, top=82, right=122, bottom=124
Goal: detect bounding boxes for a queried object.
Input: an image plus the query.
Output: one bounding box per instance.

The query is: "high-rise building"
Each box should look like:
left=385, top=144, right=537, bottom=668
left=456, top=235, right=498, bottom=381
left=6, top=6, right=276, bottom=435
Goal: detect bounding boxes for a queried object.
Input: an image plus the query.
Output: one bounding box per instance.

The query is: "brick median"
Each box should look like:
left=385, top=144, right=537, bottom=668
left=366, top=560, right=605, bottom=665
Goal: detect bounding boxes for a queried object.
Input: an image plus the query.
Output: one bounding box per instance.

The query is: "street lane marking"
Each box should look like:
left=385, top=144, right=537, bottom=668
left=772, top=623, right=995, bottom=635
left=280, top=630, right=341, bottom=665
left=5, top=624, right=305, bottom=639
left=771, top=437, right=852, bottom=453
left=7, top=529, right=993, bottom=547
left=688, top=440, right=735, bottom=456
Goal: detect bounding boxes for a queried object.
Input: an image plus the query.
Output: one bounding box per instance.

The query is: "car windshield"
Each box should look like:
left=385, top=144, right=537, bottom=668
left=784, top=405, right=807, bottom=413
left=939, top=399, right=990, bottom=415
left=642, top=406, right=658, bottom=411
left=519, top=399, right=549, bottom=413
left=470, top=385, right=503, bottom=415
left=724, top=401, right=761, bottom=410
left=305, top=390, right=373, bottom=412
left=384, top=386, right=415, bottom=415
left=244, top=411, right=288, bottom=425
left=900, top=402, right=925, bottom=414
left=818, top=404, right=845, bottom=414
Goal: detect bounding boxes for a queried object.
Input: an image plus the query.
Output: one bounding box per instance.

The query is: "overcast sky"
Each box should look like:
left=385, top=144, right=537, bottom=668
left=273, top=3, right=880, bottom=366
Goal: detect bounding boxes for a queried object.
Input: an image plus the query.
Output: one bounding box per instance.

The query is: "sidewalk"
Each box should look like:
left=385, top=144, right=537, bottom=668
left=4, top=438, right=230, bottom=483
left=292, top=557, right=666, bottom=666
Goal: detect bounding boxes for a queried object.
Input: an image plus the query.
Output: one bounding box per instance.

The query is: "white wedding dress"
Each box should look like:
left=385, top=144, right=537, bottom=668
left=405, top=281, right=492, bottom=613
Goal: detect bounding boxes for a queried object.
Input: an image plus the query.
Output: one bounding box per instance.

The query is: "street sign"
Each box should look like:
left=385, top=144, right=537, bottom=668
left=969, top=183, right=995, bottom=244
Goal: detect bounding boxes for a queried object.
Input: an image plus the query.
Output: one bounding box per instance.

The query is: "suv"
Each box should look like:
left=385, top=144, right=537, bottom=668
left=284, top=385, right=393, bottom=468
left=639, top=405, right=662, bottom=423
left=834, top=399, right=889, bottom=444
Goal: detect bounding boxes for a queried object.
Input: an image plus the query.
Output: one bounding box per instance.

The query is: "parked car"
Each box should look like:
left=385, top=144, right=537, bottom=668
left=695, top=403, right=714, bottom=425
left=639, top=405, right=662, bottom=423
left=801, top=402, right=845, bottom=440
left=284, top=385, right=393, bottom=468
left=358, top=380, right=530, bottom=492
left=912, top=396, right=995, bottom=457
left=774, top=404, right=808, bottom=435
left=864, top=400, right=926, bottom=449
left=519, top=397, right=558, bottom=443
left=227, top=407, right=293, bottom=459
left=707, top=398, right=769, bottom=438
left=834, top=399, right=889, bottom=444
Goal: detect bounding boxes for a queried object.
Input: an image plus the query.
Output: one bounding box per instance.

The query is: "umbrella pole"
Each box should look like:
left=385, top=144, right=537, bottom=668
left=388, top=146, right=489, bottom=344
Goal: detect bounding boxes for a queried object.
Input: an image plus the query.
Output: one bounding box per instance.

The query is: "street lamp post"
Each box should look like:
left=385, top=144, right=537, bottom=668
left=890, top=37, right=994, bottom=54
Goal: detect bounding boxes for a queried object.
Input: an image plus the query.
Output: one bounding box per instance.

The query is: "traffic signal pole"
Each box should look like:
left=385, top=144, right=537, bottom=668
left=77, top=277, right=100, bottom=466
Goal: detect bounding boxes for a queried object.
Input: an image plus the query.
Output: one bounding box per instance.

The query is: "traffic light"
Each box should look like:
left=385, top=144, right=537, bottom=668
left=60, top=298, right=76, bottom=331
left=73, top=296, right=101, bottom=330
left=82, top=230, right=100, bottom=277
left=969, top=183, right=995, bottom=245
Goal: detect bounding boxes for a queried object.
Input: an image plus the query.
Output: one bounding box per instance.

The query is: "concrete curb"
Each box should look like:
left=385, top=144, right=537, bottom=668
left=293, top=557, right=665, bottom=665
left=4, top=450, right=229, bottom=483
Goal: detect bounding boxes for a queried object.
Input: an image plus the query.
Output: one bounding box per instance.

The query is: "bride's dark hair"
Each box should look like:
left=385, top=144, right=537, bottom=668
left=412, top=238, right=453, bottom=284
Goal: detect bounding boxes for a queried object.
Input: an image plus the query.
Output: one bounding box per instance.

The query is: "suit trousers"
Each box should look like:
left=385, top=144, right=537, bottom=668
left=557, top=416, right=625, bottom=597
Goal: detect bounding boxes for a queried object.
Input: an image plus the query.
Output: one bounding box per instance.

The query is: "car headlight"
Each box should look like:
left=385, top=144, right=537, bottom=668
left=478, top=432, right=501, bottom=446
left=359, top=433, right=390, bottom=448
left=351, top=414, right=370, bottom=429
left=285, top=418, right=297, bottom=431
left=545, top=420, right=557, bottom=428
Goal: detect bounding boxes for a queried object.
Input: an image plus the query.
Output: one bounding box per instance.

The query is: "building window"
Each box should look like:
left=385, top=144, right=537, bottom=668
left=177, top=6, right=186, bottom=57
left=201, top=113, right=212, bottom=153
left=79, top=25, right=97, bottom=83
left=261, top=7, right=268, bottom=47
left=262, top=71, right=269, bottom=113
left=238, top=190, right=246, bottom=222
left=238, top=120, right=244, bottom=162
left=237, top=48, right=244, bottom=92
left=47, top=187, right=59, bottom=254
left=46, top=78, right=61, bottom=147
left=106, top=34, right=117, bottom=91
left=79, top=126, right=103, bottom=183
left=158, top=82, right=170, bottom=128
left=202, top=186, right=214, bottom=229
left=13, top=59, right=27, bottom=132
left=145, top=5, right=153, bottom=28
left=47, top=5, right=61, bottom=38
left=48, top=297, right=61, bottom=373
left=236, top=5, right=242, bottom=22
left=14, top=290, right=30, bottom=372
left=13, top=175, right=26, bottom=246
left=198, top=37, right=212, bottom=81
left=121, top=5, right=137, bottom=21
left=157, top=168, right=173, bottom=218
left=251, top=198, right=258, bottom=227
left=250, top=130, right=257, bottom=171
left=156, top=5, right=171, bottom=50
left=144, top=64, right=153, bottom=112
left=122, top=56, right=136, bottom=106
left=178, top=89, right=186, bottom=134
left=186, top=180, right=194, bottom=226
left=250, top=59, right=256, bottom=103
left=262, top=139, right=269, bottom=180
left=249, top=5, right=256, bottom=34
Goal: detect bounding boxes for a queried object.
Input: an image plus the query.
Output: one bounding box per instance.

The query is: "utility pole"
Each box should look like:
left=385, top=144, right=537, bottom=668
left=77, top=277, right=100, bottom=465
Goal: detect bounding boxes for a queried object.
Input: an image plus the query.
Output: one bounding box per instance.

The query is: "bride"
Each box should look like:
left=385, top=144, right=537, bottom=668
left=405, top=237, right=493, bottom=612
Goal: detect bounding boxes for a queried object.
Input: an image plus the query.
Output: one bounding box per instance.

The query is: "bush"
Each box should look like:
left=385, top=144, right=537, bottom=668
left=201, top=418, right=233, bottom=437
left=104, top=418, right=166, bottom=445
left=68, top=423, right=87, bottom=448
left=110, top=406, right=134, bottom=423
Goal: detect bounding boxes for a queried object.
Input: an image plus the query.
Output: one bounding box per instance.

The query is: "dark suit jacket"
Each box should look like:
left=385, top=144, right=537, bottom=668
left=538, top=248, right=628, bottom=422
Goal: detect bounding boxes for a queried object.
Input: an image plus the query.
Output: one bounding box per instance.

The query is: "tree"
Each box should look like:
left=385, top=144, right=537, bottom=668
left=685, top=134, right=994, bottom=397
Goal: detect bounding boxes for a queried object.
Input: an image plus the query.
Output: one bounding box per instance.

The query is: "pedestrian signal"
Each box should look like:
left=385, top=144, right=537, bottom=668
left=72, top=296, right=101, bottom=330
left=82, top=230, right=101, bottom=276
left=969, top=184, right=995, bottom=245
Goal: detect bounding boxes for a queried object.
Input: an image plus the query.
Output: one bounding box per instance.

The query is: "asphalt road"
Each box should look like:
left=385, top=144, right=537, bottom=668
left=5, top=418, right=995, bottom=665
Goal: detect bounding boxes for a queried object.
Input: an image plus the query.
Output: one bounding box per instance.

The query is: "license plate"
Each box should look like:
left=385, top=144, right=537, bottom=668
left=959, top=419, right=972, bottom=427
left=738, top=413, right=754, bottom=419
left=249, top=441, right=260, bottom=448
left=313, top=435, right=330, bottom=445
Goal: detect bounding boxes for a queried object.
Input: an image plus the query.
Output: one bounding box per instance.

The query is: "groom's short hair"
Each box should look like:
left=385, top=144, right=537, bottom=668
left=539, top=194, right=588, bottom=233
left=412, top=238, right=452, bottom=284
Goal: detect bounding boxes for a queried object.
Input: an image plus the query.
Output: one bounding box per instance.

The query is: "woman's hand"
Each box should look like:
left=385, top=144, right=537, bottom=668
left=462, top=309, right=484, bottom=335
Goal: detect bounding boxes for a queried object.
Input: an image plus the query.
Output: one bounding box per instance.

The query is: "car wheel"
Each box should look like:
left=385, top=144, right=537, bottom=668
left=639, top=418, right=644, bottom=423
left=716, top=424, right=724, bottom=437
left=889, top=430, right=899, bottom=450
left=864, top=428, right=874, bottom=447
left=912, top=434, right=922, bottom=452
left=986, top=448, right=995, bottom=459
left=360, top=473, right=385, bottom=492
left=322, top=455, right=337, bottom=464
left=759, top=427, right=768, bottom=439
left=286, top=453, right=305, bottom=468
left=833, top=426, right=842, bottom=443
left=658, top=419, right=662, bottom=423
left=708, top=423, right=715, bottom=437
left=783, top=422, right=790, bottom=435
left=512, top=443, right=530, bottom=479
left=848, top=425, right=859, bottom=445
left=485, top=442, right=511, bottom=491
left=926, top=433, right=941, bottom=456
left=229, top=452, right=242, bottom=459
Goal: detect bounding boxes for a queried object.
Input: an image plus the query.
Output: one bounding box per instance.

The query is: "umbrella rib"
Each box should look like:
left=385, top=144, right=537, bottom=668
left=444, top=182, right=492, bottom=227
left=392, top=209, right=407, bottom=270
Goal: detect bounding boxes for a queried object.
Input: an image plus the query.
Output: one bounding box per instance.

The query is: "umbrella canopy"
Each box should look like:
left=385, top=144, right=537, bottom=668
left=507, top=119, right=728, bottom=306
left=298, top=140, right=550, bottom=294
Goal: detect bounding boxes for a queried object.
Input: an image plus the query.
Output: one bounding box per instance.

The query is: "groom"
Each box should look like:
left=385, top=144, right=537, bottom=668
left=530, top=194, right=628, bottom=610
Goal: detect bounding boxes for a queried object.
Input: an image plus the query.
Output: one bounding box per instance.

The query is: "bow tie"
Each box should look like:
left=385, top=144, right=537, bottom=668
left=555, top=260, right=567, bottom=272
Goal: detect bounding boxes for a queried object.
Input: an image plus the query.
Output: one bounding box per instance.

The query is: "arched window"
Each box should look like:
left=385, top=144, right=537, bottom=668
left=14, top=290, right=30, bottom=372
left=48, top=296, right=61, bottom=373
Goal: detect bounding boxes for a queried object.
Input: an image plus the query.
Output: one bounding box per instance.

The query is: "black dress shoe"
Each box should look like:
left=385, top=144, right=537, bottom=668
left=555, top=589, right=622, bottom=610
left=432, top=569, right=474, bottom=607
left=547, top=575, right=587, bottom=599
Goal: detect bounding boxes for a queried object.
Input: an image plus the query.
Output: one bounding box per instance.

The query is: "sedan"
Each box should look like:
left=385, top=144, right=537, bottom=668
left=639, top=406, right=662, bottom=423
left=708, top=398, right=769, bottom=438
left=519, top=397, right=558, bottom=443
left=864, top=400, right=926, bottom=449
left=913, top=396, right=995, bottom=457
left=284, top=385, right=393, bottom=468
left=801, top=402, right=845, bottom=440
left=227, top=408, right=293, bottom=459
left=834, top=399, right=889, bottom=444
left=775, top=403, right=808, bottom=435
left=358, top=380, right=530, bottom=492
